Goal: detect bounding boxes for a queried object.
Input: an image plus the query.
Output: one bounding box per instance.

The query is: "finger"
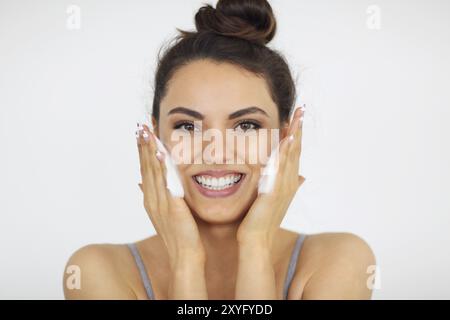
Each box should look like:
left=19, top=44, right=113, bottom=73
left=137, top=124, right=170, bottom=236
left=136, top=124, right=147, bottom=176
left=263, top=107, right=303, bottom=194
left=279, top=107, right=304, bottom=191
left=277, top=135, right=291, bottom=169
left=154, top=140, right=183, bottom=214
left=137, top=124, right=159, bottom=215
left=278, top=107, right=302, bottom=168
left=141, top=124, right=160, bottom=178
left=143, top=125, right=170, bottom=213
left=137, top=126, right=153, bottom=190
left=157, top=150, right=168, bottom=188
left=288, top=106, right=304, bottom=173
left=289, top=106, right=303, bottom=150
left=270, top=135, right=291, bottom=193
left=150, top=131, right=167, bottom=185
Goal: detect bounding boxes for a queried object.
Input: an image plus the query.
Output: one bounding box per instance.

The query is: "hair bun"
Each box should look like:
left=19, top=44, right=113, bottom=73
left=194, top=0, right=277, bottom=45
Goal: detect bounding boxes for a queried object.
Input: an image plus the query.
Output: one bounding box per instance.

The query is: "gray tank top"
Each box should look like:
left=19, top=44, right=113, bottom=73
left=127, top=233, right=307, bottom=300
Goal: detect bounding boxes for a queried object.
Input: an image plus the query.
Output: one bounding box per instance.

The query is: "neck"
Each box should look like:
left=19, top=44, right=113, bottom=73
left=194, top=216, right=242, bottom=277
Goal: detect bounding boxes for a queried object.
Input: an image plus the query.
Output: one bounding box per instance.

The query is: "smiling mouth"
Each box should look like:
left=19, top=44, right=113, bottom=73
left=193, top=173, right=244, bottom=191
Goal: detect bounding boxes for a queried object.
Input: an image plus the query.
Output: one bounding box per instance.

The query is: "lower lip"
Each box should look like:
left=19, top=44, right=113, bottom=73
left=192, top=175, right=246, bottom=198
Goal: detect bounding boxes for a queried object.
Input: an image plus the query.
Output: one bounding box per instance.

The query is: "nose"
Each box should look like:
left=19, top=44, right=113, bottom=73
left=199, top=127, right=268, bottom=165
left=200, top=126, right=236, bottom=165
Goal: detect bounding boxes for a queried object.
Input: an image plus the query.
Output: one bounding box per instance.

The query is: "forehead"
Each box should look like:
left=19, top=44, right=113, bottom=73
left=160, top=59, right=278, bottom=120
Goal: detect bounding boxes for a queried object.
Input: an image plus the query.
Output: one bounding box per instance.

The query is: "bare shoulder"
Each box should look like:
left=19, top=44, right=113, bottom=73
left=294, top=232, right=376, bottom=300
left=301, top=232, right=375, bottom=263
left=63, top=243, right=138, bottom=299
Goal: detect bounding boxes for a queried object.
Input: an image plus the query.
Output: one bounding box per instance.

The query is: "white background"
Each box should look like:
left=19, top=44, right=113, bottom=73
left=1, top=0, right=449, bottom=299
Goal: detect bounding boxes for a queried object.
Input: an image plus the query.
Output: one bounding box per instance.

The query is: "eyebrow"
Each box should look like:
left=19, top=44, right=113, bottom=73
left=167, top=106, right=269, bottom=120
left=167, top=107, right=204, bottom=120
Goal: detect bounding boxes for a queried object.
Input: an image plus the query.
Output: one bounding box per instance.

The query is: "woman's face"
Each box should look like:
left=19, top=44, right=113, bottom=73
left=154, top=59, right=288, bottom=224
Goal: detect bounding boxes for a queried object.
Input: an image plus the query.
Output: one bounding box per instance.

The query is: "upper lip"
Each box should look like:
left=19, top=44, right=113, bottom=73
left=193, top=170, right=245, bottom=178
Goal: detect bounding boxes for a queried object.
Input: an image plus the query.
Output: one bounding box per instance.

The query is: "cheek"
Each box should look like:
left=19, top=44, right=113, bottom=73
left=163, top=130, right=279, bottom=166
left=177, top=164, right=191, bottom=184
left=165, top=134, right=196, bottom=165
left=235, top=133, right=277, bottom=166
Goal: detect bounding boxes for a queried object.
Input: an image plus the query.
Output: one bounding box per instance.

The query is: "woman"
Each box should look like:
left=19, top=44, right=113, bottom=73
left=63, top=0, right=375, bottom=300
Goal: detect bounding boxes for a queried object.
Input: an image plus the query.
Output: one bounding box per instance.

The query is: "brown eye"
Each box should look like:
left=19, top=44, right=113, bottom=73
left=173, top=121, right=201, bottom=133
left=235, top=120, right=261, bottom=133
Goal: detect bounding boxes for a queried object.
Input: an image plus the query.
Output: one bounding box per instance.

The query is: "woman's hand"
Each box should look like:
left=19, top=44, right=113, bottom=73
left=137, top=124, right=208, bottom=299
left=236, top=107, right=306, bottom=249
left=136, top=124, right=205, bottom=266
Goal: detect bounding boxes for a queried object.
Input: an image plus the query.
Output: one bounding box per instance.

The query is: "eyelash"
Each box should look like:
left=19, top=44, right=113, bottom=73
left=173, top=121, right=200, bottom=132
left=173, top=120, right=262, bottom=132
left=235, top=120, right=261, bottom=132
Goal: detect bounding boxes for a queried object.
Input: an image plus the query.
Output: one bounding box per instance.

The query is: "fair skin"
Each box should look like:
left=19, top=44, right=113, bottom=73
left=63, top=59, right=376, bottom=300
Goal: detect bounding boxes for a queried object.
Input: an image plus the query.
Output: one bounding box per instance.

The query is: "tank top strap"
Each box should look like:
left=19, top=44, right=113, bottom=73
left=283, top=233, right=307, bottom=299
left=127, top=243, right=155, bottom=300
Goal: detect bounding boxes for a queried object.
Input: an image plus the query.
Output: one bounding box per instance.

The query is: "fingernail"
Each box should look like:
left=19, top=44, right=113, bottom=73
left=135, top=129, right=142, bottom=143
left=142, top=130, right=150, bottom=142
left=288, top=134, right=294, bottom=142
left=155, top=150, right=164, bottom=161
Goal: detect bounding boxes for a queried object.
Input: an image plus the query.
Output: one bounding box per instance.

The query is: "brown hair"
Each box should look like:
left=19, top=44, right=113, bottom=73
left=151, top=0, right=297, bottom=126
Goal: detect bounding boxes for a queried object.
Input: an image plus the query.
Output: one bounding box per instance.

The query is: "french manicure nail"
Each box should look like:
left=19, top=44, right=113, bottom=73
left=142, top=130, right=149, bottom=141
left=156, top=150, right=164, bottom=161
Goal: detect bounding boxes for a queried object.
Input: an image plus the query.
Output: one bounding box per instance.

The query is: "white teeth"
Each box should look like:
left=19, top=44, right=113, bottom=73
left=194, top=174, right=243, bottom=190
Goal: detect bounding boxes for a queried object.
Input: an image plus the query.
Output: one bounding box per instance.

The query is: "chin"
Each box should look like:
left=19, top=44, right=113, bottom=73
left=189, top=202, right=247, bottom=225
